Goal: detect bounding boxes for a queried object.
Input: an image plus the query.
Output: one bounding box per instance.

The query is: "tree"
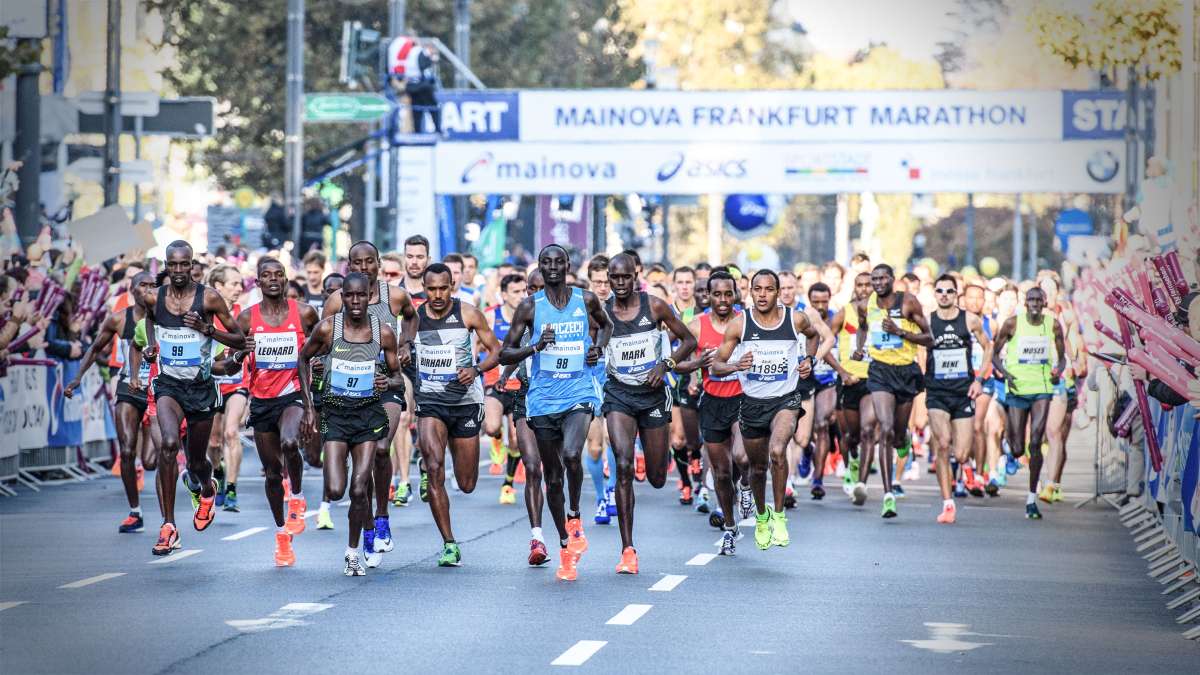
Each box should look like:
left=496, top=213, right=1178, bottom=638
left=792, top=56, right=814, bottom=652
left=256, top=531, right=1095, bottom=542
left=0, top=27, right=41, bottom=81
left=1028, top=0, right=1183, bottom=81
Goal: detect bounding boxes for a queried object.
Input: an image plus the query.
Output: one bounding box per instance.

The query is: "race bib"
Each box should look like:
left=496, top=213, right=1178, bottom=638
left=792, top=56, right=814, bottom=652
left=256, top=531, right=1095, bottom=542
left=158, top=327, right=203, bottom=367
left=870, top=321, right=902, bottom=350
left=417, top=344, right=458, bottom=382
left=934, top=348, right=968, bottom=380
left=814, top=346, right=836, bottom=380
left=213, top=368, right=242, bottom=386
left=609, top=333, right=658, bottom=376
left=746, top=345, right=792, bottom=382
left=329, top=358, right=374, bottom=398
left=136, top=360, right=152, bottom=386
left=1016, top=336, right=1050, bottom=364
left=539, top=340, right=585, bottom=378
left=254, top=332, right=299, bottom=370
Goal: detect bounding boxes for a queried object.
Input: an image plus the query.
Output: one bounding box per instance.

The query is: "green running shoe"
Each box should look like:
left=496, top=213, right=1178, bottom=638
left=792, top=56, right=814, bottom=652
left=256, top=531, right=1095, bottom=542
left=395, top=482, right=411, bottom=507
left=770, top=509, right=790, bottom=547
left=182, top=472, right=202, bottom=510
left=843, top=458, right=859, bottom=494
left=881, top=493, right=898, bottom=518
left=222, top=487, right=240, bottom=512
left=897, top=437, right=912, bottom=459
left=419, top=471, right=430, bottom=502
left=437, top=541, right=462, bottom=567
left=754, top=509, right=773, bottom=550
left=316, top=508, right=335, bottom=530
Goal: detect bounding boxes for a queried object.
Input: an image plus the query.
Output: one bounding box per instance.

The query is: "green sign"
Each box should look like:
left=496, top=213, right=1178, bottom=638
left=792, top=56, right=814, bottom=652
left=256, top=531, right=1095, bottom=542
left=304, top=93, right=392, bottom=123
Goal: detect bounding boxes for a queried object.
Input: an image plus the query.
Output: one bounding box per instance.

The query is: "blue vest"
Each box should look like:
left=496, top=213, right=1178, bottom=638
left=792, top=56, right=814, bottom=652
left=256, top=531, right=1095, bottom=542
left=527, top=288, right=599, bottom=417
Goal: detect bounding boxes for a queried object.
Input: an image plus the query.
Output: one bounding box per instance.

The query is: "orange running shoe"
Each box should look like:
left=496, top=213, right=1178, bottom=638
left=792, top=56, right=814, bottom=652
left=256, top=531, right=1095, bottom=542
left=136, top=464, right=145, bottom=492
left=679, top=484, right=693, bottom=505
left=111, top=460, right=121, bottom=476
left=193, top=482, right=217, bottom=531
left=489, top=462, right=503, bottom=476
left=274, top=531, right=296, bottom=566
left=615, top=546, right=638, bottom=574
left=556, top=548, right=578, bottom=581
left=286, top=494, right=307, bottom=535
left=152, top=523, right=180, bottom=556
left=936, top=503, right=957, bottom=524
left=565, top=517, right=588, bottom=555
left=282, top=476, right=292, bottom=497
left=634, top=455, right=646, bottom=482
left=515, top=461, right=526, bottom=484
left=528, top=539, right=549, bottom=566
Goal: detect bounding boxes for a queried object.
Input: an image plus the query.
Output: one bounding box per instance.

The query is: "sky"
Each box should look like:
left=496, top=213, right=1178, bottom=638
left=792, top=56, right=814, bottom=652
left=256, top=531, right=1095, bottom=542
left=783, top=0, right=960, bottom=62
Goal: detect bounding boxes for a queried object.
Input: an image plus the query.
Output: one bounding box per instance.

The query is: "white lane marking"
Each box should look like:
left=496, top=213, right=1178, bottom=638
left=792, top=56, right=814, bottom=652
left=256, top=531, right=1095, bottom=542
left=58, top=572, right=127, bottom=589
left=226, top=602, right=334, bottom=633
left=686, top=553, right=717, bottom=566
left=606, top=604, right=652, bottom=626
left=0, top=601, right=28, bottom=612
left=303, top=511, right=319, bottom=519
left=648, top=574, right=687, bottom=592
left=222, top=527, right=268, bottom=541
left=148, top=549, right=203, bottom=564
left=738, top=517, right=754, bottom=527
left=551, top=640, right=607, bottom=666
left=900, top=623, right=995, bottom=654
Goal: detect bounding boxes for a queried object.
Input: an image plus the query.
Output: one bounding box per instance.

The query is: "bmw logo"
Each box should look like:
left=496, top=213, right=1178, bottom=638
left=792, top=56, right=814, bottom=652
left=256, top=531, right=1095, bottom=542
left=1086, top=150, right=1119, bottom=183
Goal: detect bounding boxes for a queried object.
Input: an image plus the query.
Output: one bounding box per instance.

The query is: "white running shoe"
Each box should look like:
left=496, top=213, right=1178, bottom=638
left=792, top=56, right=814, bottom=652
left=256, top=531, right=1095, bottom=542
left=851, top=482, right=868, bottom=506
left=374, top=536, right=394, bottom=553
left=834, top=458, right=846, bottom=478
left=364, top=549, right=384, bottom=568
left=344, top=552, right=366, bottom=576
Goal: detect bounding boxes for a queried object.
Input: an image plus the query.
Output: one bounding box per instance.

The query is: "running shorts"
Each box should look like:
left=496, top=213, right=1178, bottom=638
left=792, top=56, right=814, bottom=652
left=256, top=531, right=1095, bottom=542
left=866, top=361, right=924, bottom=406
left=153, top=374, right=220, bottom=423
left=248, top=392, right=305, bottom=434
left=486, top=386, right=520, bottom=417
left=115, top=380, right=148, bottom=418
left=699, top=392, right=742, bottom=444
left=796, top=376, right=817, bottom=401
left=380, top=386, right=407, bottom=410
left=1006, top=393, right=1052, bottom=410
left=739, top=389, right=804, bottom=440
left=925, top=389, right=976, bottom=420
left=602, top=381, right=671, bottom=430
left=528, top=403, right=593, bottom=441
left=415, top=402, right=484, bottom=439
left=837, top=380, right=870, bottom=411
left=321, top=402, right=389, bottom=445
left=214, top=387, right=248, bottom=415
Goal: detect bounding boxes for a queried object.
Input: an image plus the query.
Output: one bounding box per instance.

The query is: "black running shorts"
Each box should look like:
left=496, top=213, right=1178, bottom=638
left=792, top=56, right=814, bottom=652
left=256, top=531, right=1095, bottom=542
left=153, top=374, right=220, bottom=423
left=416, top=402, right=485, bottom=439
left=248, top=392, right=306, bottom=434
left=837, top=380, right=870, bottom=411
left=321, top=402, right=389, bottom=445
left=115, top=380, right=149, bottom=418
left=528, top=403, right=592, bottom=441
left=866, top=361, right=924, bottom=405
left=699, top=392, right=742, bottom=444
left=739, top=389, right=804, bottom=440
left=924, top=389, right=975, bottom=420
left=602, top=381, right=671, bottom=430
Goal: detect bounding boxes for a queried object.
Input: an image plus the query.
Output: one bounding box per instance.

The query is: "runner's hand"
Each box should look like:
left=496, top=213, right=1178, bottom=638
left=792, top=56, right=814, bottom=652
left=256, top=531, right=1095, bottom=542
left=127, top=376, right=142, bottom=394
left=182, top=311, right=208, bottom=334
left=142, top=344, right=159, bottom=362
left=535, top=325, right=556, bottom=352
left=699, top=348, right=716, bottom=370
left=311, top=359, right=324, bottom=378
left=64, top=379, right=80, bottom=398
left=796, top=357, right=813, bottom=379
left=646, top=362, right=667, bottom=389
left=241, top=334, right=256, bottom=355
left=968, top=379, right=982, bottom=400
left=851, top=348, right=865, bottom=361
left=881, top=317, right=900, bottom=335
left=398, top=342, right=412, bottom=368
left=843, top=374, right=860, bottom=387
left=374, top=373, right=389, bottom=392
left=735, top=351, right=754, bottom=372
left=585, top=345, right=601, bottom=366
left=688, top=378, right=700, bottom=397
left=456, top=366, right=477, bottom=386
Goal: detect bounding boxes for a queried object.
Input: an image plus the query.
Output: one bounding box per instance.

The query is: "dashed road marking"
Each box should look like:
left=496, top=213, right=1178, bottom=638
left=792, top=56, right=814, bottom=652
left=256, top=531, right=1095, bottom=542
left=648, top=574, right=687, bottom=592
left=606, top=603, right=652, bottom=626
left=551, top=640, right=607, bottom=666
left=686, top=553, right=717, bottom=566
left=222, top=527, right=268, bottom=541
left=226, top=602, right=334, bottom=633
left=0, top=601, right=27, bottom=612
left=738, top=517, right=754, bottom=527
left=148, top=549, right=203, bottom=564
left=58, top=572, right=126, bottom=589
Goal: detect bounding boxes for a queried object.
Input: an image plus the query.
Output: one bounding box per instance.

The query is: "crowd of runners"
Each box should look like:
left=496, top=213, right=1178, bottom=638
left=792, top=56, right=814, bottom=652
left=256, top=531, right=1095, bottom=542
left=70, top=236, right=1088, bottom=579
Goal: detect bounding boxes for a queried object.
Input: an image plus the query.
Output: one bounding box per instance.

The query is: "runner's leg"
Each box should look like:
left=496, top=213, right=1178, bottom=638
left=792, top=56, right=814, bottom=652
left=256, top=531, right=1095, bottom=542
left=1027, top=399, right=1051, bottom=495
left=115, top=402, right=142, bottom=510
left=153, top=398, right=187, bottom=525
left=769, top=409, right=801, bottom=512
left=516, top=418, right=543, bottom=528
left=418, top=416, right=455, bottom=542
left=608, top=411, right=642, bottom=549
left=929, top=409, right=953, bottom=500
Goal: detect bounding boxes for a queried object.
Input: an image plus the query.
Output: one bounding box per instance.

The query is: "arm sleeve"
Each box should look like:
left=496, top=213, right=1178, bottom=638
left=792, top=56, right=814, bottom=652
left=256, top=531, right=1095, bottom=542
left=133, top=320, right=147, bottom=348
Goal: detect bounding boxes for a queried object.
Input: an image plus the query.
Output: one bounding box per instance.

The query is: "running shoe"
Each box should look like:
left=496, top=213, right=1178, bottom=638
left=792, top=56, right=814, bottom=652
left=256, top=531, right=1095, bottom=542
left=119, top=512, right=144, bottom=533
left=286, top=494, right=307, bottom=535
left=695, top=487, right=711, bottom=514
left=1051, top=485, right=1063, bottom=503
left=966, top=478, right=985, bottom=498
left=394, top=482, right=411, bottom=507
left=489, top=440, right=504, bottom=474
left=615, top=546, right=638, bottom=574
left=214, top=462, right=226, bottom=507
left=985, top=478, right=1000, bottom=497
left=528, top=539, right=549, bottom=566
left=374, top=516, right=394, bottom=552
left=881, top=493, right=898, bottom=518
left=738, top=482, right=754, bottom=520
left=679, top=484, right=694, bottom=505
left=844, top=458, right=859, bottom=494
left=437, top=542, right=463, bottom=567
left=419, top=470, right=430, bottom=502
left=936, top=503, right=957, bottom=524
left=605, top=487, right=617, bottom=516
left=634, top=455, right=646, bottom=482
left=953, top=482, right=968, bottom=499
left=1025, top=502, right=1043, bottom=520
left=499, top=485, right=517, bottom=505
left=344, top=551, right=366, bottom=576
left=193, top=481, right=217, bottom=531
left=316, top=508, right=334, bottom=531
left=769, top=510, right=790, bottom=547
left=274, top=531, right=296, bottom=567
left=890, top=484, right=906, bottom=499
left=851, top=482, right=868, bottom=506
left=718, top=529, right=736, bottom=556
left=182, top=471, right=202, bottom=510
left=783, top=486, right=797, bottom=509
left=555, top=548, right=578, bottom=581
left=754, top=510, right=773, bottom=550
left=708, top=508, right=724, bottom=529
left=565, top=517, right=588, bottom=555
left=1005, top=453, right=1020, bottom=476
left=365, top=546, right=383, bottom=568
left=594, top=498, right=611, bottom=525
left=689, top=458, right=702, bottom=482
left=488, top=462, right=503, bottom=476
left=994, top=470, right=1008, bottom=487
left=811, top=482, right=826, bottom=500
left=222, top=487, right=240, bottom=512
left=151, top=523, right=180, bottom=556
left=798, top=448, right=813, bottom=479
left=1038, top=484, right=1055, bottom=504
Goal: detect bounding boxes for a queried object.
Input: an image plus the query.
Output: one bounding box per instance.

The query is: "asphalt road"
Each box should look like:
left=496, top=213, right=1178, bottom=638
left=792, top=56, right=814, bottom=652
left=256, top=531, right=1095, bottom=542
left=1, top=433, right=1196, bottom=674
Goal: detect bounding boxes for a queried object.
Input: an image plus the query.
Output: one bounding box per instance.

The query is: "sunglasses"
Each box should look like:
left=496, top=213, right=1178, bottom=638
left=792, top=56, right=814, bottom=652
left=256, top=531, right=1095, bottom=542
left=934, top=288, right=957, bottom=295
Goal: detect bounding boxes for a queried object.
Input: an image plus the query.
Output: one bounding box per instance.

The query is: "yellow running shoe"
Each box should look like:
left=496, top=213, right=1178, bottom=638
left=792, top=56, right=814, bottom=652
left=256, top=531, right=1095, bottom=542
left=1050, top=485, right=1063, bottom=503
left=770, top=510, right=790, bottom=547
left=1038, top=484, right=1056, bottom=504
left=499, top=484, right=517, bottom=505
left=316, top=508, right=335, bottom=530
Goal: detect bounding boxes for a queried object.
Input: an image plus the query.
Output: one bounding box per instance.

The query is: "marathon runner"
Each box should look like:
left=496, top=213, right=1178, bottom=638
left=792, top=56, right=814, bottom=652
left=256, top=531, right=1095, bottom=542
left=711, top=269, right=830, bottom=551
left=321, top=241, right=417, bottom=564
left=802, top=282, right=841, bottom=500
left=962, top=282, right=999, bottom=496
left=299, top=272, right=403, bottom=575
left=228, top=258, right=319, bottom=564
left=668, top=266, right=704, bottom=508
left=410, top=262, right=502, bottom=567
left=313, top=272, right=343, bottom=530
left=584, top=256, right=618, bottom=524
left=483, top=272, right=527, bottom=505
left=137, top=240, right=244, bottom=556
left=853, top=264, right=932, bottom=519
left=990, top=285, right=1065, bottom=520
left=1040, top=275, right=1084, bottom=504
left=830, top=271, right=877, bottom=502
left=207, top=264, right=247, bottom=512
left=926, top=274, right=992, bottom=524
left=397, top=235, right=428, bottom=505
left=65, top=272, right=158, bottom=533
left=676, top=270, right=746, bottom=555
left=500, top=245, right=612, bottom=580
left=601, top=253, right=695, bottom=572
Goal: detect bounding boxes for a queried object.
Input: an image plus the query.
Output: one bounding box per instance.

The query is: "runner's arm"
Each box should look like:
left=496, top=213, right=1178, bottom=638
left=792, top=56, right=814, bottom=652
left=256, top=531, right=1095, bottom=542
left=298, top=318, right=333, bottom=412
left=321, top=290, right=342, bottom=319
left=139, top=291, right=158, bottom=360
left=379, top=324, right=402, bottom=379
left=498, top=298, right=538, bottom=366
left=205, top=288, right=245, bottom=349
left=653, top=296, right=697, bottom=367
left=901, top=294, right=933, bottom=347
left=1051, top=319, right=1066, bottom=380
left=674, top=317, right=706, bottom=374
left=468, top=305, right=502, bottom=373
left=991, top=317, right=1016, bottom=381
left=853, top=302, right=868, bottom=358
left=710, top=315, right=749, bottom=377
left=64, top=312, right=121, bottom=396
left=585, top=290, right=612, bottom=358
left=967, top=312, right=993, bottom=381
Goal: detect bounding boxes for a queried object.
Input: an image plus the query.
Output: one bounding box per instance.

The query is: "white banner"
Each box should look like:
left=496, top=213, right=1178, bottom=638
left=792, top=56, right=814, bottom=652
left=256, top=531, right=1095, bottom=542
left=0, top=365, right=51, bottom=452
left=436, top=140, right=1124, bottom=195
left=80, top=368, right=110, bottom=444
left=518, top=90, right=1066, bottom=144
left=395, top=145, right=440, bottom=256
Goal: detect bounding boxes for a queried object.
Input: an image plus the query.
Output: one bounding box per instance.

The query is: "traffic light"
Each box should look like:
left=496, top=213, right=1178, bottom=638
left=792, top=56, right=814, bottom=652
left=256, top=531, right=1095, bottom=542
left=340, top=21, right=382, bottom=88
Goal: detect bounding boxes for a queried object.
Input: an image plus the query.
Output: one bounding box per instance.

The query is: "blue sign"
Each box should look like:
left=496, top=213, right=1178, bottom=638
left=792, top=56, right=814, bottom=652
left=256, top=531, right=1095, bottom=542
left=1055, top=208, right=1093, bottom=237
left=1062, top=90, right=1126, bottom=140
left=439, top=90, right=519, bottom=141
left=724, top=194, right=770, bottom=238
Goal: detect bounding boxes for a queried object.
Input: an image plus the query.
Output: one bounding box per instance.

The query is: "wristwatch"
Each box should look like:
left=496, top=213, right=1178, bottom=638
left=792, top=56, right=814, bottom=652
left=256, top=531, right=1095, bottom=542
left=663, top=357, right=677, bottom=371
left=473, top=365, right=483, bottom=377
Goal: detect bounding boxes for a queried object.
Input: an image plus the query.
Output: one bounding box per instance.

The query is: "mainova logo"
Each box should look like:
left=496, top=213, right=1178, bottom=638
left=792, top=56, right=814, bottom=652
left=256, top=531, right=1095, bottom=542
left=656, top=152, right=747, bottom=182
left=460, top=152, right=494, bottom=184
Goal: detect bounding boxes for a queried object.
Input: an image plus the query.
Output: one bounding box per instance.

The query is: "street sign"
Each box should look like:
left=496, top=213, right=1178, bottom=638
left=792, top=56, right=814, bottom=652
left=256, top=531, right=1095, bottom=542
left=66, top=158, right=153, bottom=184
left=304, top=93, right=392, bottom=123
left=1055, top=207, right=1093, bottom=254
left=75, top=91, right=160, bottom=118
left=77, top=97, right=216, bottom=137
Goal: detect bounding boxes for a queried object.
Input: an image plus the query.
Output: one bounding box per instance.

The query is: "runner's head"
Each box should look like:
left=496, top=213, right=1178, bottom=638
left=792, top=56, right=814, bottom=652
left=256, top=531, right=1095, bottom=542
left=342, top=272, right=371, bottom=320
left=165, top=240, right=194, bottom=289
left=1038, top=274, right=1061, bottom=307
left=257, top=257, right=288, bottom=300
left=423, top=262, right=454, bottom=312
left=707, top=270, right=736, bottom=318
left=500, top=273, right=527, bottom=309
left=672, top=266, right=695, bottom=303
left=190, top=259, right=207, bottom=284
left=807, top=282, right=832, bottom=316
left=870, top=264, right=895, bottom=298
left=778, top=270, right=798, bottom=307
left=821, top=262, right=845, bottom=295
left=587, top=255, right=610, bottom=301
left=527, top=268, right=545, bottom=294
left=303, top=250, right=326, bottom=290
left=963, top=283, right=986, bottom=314
left=286, top=280, right=305, bottom=301
left=693, top=262, right=712, bottom=308
left=322, top=273, right=344, bottom=299
left=443, top=253, right=464, bottom=291
left=1024, top=285, right=1047, bottom=320
left=461, top=253, right=478, bottom=287
left=933, top=273, right=958, bottom=310
left=207, top=263, right=243, bottom=306
left=997, top=282, right=1019, bottom=317
left=621, top=248, right=643, bottom=279
left=537, top=244, right=570, bottom=287
left=749, top=269, right=780, bottom=313
left=404, top=235, right=430, bottom=282
left=853, top=271, right=873, bottom=301
left=608, top=253, right=638, bottom=300
left=380, top=252, right=403, bottom=284
left=130, top=271, right=156, bottom=306
left=850, top=252, right=872, bottom=275
left=348, top=241, right=381, bottom=283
